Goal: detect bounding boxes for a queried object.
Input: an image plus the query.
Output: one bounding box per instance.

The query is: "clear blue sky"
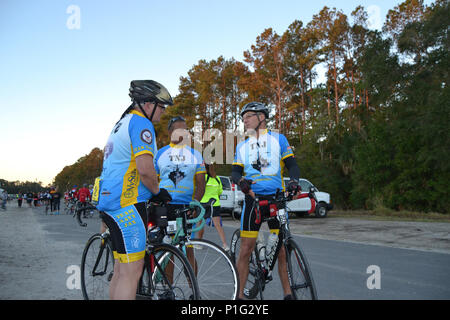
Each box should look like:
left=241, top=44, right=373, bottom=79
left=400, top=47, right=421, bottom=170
left=0, top=0, right=434, bottom=187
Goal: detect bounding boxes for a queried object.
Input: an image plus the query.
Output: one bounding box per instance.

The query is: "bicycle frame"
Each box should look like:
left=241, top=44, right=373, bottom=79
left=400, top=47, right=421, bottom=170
left=92, top=232, right=113, bottom=277
left=251, top=189, right=306, bottom=287
left=153, top=200, right=206, bottom=253
left=144, top=200, right=205, bottom=283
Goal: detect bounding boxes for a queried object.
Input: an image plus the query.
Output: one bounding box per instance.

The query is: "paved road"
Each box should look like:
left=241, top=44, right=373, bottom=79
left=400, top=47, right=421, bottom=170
left=0, top=202, right=449, bottom=300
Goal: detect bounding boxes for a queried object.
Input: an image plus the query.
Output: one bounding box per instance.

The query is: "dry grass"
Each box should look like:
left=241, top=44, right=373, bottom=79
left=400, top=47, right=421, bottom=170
left=331, top=208, right=450, bottom=222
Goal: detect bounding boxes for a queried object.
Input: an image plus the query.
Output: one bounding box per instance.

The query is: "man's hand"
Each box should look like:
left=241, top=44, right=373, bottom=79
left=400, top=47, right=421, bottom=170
left=287, top=179, right=301, bottom=196
left=239, top=178, right=253, bottom=195
left=150, top=188, right=172, bottom=205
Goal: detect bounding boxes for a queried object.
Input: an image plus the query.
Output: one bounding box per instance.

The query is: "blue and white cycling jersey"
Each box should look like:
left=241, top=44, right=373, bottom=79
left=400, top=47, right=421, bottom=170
left=233, top=129, right=294, bottom=195
left=97, top=110, right=158, bottom=212
left=155, top=144, right=206, bottom=205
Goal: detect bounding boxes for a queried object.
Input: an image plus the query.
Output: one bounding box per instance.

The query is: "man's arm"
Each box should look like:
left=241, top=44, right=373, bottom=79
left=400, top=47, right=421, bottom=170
left=231, top=165, right=254, bottom=197
left=231, top=165, right=243, bottom=185
left=135, top=153, right=160, bottom=195
left=283, top=156, right=300, bottom=181
left=283, top=156, right=301, bottom=192
left=194, top=172, right=206, bottom=202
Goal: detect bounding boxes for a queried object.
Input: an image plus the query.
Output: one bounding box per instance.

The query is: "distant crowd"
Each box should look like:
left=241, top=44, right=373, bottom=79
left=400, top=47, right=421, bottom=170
left=0, top=183, right=94, bottom=214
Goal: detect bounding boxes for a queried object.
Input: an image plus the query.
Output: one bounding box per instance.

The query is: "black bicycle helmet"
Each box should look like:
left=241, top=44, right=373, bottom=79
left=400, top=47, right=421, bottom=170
left=240, top=102, right=269, bottom=119
left=129, top=80, right=174, bottom=106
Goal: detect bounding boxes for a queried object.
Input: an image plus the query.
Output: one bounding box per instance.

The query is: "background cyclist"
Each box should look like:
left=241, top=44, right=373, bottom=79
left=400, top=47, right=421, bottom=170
left=197, top=162, right=230, bottom=253
left=77, top=183, right=91, bottom=218
left=231, top=102, right=301, bottom=300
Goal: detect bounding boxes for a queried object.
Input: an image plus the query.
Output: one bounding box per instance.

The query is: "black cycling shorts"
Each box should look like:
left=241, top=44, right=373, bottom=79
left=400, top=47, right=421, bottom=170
left=202, top=203, right=221, bottom=219
left=240, top=194, right=287, bottom=238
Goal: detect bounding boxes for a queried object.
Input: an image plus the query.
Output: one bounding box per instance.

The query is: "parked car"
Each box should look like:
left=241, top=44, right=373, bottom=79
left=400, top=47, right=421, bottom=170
left=284, top=178, right=333, bottom=218
left=218, top=176, right=235, bottom=215
left=231, top=180, right=245, bottom=220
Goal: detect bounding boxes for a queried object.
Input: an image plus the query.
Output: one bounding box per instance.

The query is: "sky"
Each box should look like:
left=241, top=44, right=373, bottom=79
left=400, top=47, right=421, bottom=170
left=0, top=0, right=435, bottom=187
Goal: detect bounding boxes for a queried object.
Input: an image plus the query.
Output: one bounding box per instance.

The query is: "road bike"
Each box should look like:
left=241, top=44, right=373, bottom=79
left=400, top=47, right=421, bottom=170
left=147, top=199, right=239, bottom=300
left=230, top=189, right=318, bottom=300
left=64, top=198, right=77, bottom=215
left=78, top=202, right=200, bottom=300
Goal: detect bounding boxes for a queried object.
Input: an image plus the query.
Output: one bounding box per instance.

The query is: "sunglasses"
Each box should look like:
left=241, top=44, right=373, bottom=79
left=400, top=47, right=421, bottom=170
left=168, top=116, right=186, bottom=130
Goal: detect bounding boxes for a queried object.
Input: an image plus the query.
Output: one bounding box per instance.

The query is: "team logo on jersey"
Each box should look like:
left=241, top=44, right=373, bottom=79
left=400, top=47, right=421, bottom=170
left=104, top=142, right=114, bottom=160
left=168, top=165, right=186, bottom=188
left=140, top=129, right=153, bottom=144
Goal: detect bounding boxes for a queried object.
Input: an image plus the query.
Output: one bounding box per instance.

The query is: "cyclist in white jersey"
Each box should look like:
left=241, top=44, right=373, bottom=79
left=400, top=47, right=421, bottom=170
left=231, top=102, right=302, bottom=300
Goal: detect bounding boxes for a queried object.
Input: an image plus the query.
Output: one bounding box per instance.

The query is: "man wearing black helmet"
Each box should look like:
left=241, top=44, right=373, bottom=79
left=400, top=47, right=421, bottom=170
left=232, top=102, right=301, bottom=300
left=97, top=80, right=174, bottom=300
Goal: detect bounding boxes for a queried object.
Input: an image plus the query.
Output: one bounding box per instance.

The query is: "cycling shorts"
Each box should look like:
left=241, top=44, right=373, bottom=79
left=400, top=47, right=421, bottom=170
left=101, top=202, right=148, bottom=263
left=201, top=203, right=221, bottom=219
left=240, top=194, right=288, bottom=238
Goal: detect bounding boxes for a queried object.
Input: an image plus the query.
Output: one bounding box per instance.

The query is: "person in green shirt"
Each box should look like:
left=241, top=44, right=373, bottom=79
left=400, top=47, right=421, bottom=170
left=197, top=163, right=230, bottom=253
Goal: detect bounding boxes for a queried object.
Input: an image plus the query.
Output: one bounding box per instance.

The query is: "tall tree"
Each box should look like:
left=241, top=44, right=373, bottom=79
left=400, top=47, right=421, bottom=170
left=308, top=7, right=349, bottom=127
left=243, top=28, right=294, bottom=132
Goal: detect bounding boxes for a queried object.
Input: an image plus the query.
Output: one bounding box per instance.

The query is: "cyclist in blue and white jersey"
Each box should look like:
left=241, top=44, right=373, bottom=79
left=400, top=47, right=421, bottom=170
left=97, top=80, right=173, bottom=300
left=231, top=102, right=302, bottom=300
left=154, top=116, right=206, bottom=223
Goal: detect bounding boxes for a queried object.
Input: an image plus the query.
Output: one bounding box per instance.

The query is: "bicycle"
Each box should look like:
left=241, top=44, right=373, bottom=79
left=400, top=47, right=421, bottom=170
left=79, top=202, right=200, bottom=300
left=230, top=188, right=318, bottom=300
left=64, top=198, right=77, bottom=215
left=148, top=199, right=239, bottom=300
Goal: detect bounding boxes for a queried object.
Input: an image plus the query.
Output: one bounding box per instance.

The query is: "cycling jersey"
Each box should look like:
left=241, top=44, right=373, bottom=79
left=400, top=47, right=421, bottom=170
left=233, top=129, right=294, bottom=195
left=78, top=187, right=91, bottom=203
left=200, top=175, right=223, bottom=207
left=91, top=177, right=100, bottom=203
left=155, top=143, right=205, bottom=205
left=97, top=110, right=158, bottom=212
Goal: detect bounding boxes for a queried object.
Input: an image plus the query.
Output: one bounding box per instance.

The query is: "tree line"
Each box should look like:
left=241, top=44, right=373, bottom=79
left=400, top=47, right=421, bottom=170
left=0, top=179, right=46, bottom=195
left=47, top=0, right=448, bottom=213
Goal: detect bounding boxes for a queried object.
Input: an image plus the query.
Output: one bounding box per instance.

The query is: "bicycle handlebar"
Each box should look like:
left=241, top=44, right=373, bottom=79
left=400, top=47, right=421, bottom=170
left=179, top=199, right=206, bottom=234
left=186, top=200, right=206, bottom=224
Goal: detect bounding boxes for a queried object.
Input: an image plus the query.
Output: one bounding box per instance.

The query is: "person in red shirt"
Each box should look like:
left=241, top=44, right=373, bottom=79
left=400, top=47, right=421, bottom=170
left=78, top=183, right=91, bottom=218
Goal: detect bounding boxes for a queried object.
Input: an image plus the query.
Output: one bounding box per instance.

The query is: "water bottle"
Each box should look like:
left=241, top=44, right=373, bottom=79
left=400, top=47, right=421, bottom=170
left=256, top=232, right=266, bottom=261
left=162, top=234, right=172, bottom=245
left=265, top=232, right=278, bottom=265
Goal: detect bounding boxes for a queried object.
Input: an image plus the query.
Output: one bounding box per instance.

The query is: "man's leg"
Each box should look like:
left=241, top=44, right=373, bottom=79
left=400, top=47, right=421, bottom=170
left=212, top=216, right=228, bottom=249
left=236, top=236, right=257, bottom=299
left=110, top=258, right=144, bottom=300
left=277, top=245, right=293, bottom=297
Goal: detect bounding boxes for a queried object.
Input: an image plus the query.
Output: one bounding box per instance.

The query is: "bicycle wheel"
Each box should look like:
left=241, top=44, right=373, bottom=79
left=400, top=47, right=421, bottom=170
left=185, top=239, right=239, bottom=300
left=80, top=233, right=114, bottom=300
left=229, top=229, right=262, bottom=300
left=285, top=238, right=318, bottom=300
left=139, top=243, right=199, bottom=300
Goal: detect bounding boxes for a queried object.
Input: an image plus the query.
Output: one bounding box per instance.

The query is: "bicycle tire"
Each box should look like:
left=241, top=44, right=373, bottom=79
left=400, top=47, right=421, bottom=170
left=80, top=233, right=115, bottom=300
left=229, top=229, right=262, bottom=300
left=138, top=243, right=200, bottom=300
left=185, top=238, right=239, bottom=300
left=285, top=238, right=318, bottom=300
